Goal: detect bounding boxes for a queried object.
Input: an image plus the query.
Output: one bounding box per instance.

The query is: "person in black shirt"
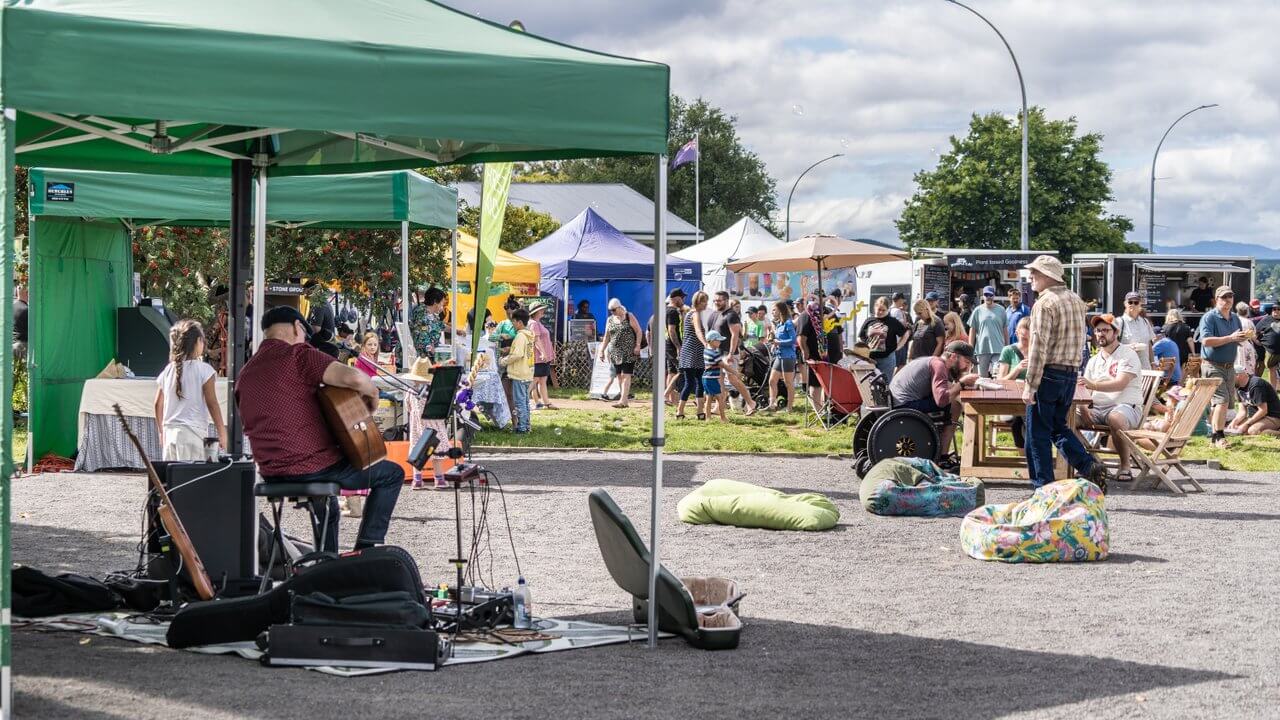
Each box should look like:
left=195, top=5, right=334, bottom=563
left=13, top=285, right=27, bottom=359
left=823, top=305, right=844, bottom=364
left=1253, top=304, right=1280, bottom=387
left=907, top=299, right=945, bottom=360
left=573, top=300, right=595, bottom=321
left=857, top=296, right=909, bottom=382
left=663, top=288, right=686, bottom=404
left=1229, top=369, right=1280, bottom=435
left=306, top=284, right=337, bottom=344
left=708, top=290, right=757, bottom=414
left=1189, top=277, right=1214, bottom=313
left=1161, top=308, right=1194, bottom=368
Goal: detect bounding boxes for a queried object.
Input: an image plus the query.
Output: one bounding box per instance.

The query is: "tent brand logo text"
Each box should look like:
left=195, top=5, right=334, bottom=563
left=46, top=182, right=74, bottom=202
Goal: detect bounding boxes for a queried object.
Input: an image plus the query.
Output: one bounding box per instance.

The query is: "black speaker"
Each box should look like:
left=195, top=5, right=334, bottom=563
left=148, top=461, right=257, bottom=589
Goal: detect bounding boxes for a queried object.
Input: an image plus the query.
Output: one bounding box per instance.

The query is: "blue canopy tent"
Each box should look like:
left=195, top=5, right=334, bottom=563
left=518, top=208, right=700, bottom=340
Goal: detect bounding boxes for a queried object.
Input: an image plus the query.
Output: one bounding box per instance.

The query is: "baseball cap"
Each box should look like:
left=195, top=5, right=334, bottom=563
left=1216, top=285, right=1234, bottom=298
left=1090, top=313, right=1118, bottom=331
left=261, top=305, right=311, bottom=338
left=1153, top=325, right=1165, bottom=336
left=1124, top=291, right=1141, bottom=303
left=668, top=287, right=686, bottom=299
left=1250, top=298, right=1261, bottom=309
left=830, top=288, right=843, bottom=298
left=892, top=291, right=906, bottom=301
left=982, top=287, right=996, bottom=297
left=944, top=341, right=974, bottom=359
left=705, top=330, right=725, bottom=342
left=925, top=291, right=939, bottom=301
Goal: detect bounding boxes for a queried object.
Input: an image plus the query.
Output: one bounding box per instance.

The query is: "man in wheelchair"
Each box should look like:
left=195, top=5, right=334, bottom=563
left=888, top=341, right=981, bottom=465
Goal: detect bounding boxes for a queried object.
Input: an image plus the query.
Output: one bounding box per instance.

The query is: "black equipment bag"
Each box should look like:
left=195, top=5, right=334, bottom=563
left=264, top=624, right=442, bottom=670
left=12, top=566, right=122, bottom=617
left=167, top=546, right=424, bottom=649
left=291, top=591, right=431, bottom=630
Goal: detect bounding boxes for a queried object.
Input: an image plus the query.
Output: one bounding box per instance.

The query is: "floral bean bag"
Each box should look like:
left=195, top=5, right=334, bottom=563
left=960, top=479, right=1109, bottom=563
left=859, top=457, right=985, bottom=517
left=678, top=479, right=840, bottom=531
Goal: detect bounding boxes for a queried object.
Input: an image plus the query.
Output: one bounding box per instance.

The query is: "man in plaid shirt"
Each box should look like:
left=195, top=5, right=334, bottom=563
left=1021, top=256, right=1110, bottom=492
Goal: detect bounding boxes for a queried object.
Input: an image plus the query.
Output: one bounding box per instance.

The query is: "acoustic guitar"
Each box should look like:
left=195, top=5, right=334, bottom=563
left=317, top=385, right=387, bottom=470
left=112, top=404, right=215, bottom=601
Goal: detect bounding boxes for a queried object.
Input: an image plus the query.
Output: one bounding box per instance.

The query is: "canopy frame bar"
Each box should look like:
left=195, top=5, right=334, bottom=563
left=20, top=113, right=252, bottom=161
left=334, top=132, right=442, bottom=162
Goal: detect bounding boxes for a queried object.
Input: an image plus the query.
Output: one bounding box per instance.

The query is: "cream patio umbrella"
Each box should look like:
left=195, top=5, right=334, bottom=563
left=725, top=233, right=907, bottom=298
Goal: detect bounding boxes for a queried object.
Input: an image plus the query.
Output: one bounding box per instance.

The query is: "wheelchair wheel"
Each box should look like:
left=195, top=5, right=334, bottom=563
left=867, top=408, right=939, bottom=465
left=850, top=409, right=882, bottom=458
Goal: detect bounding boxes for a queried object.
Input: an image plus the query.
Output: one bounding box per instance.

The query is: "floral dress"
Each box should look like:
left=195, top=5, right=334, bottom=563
left=410, top=304, right=445, bottom=357
left=604, top=314, right=638, bottom=366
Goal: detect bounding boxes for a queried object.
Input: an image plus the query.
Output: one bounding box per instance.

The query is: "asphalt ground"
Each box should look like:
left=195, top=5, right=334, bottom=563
left=10, top=452, right=1279, bottom=719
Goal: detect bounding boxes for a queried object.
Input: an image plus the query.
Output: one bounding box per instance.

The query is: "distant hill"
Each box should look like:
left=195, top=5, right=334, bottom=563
left=1155, top=241, right=1280, bottom=260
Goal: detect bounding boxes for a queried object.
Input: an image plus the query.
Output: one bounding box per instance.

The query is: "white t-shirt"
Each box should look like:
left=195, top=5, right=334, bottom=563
left=1084, top=344, right=1143, bottom=407
left=156, top=360, right=216, bottom=435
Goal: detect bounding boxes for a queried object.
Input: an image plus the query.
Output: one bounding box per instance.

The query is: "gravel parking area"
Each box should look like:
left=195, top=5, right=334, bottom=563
left=10, top=452, right=1279, bottom=719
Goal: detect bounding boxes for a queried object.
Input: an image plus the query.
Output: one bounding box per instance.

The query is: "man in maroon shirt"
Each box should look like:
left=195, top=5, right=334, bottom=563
left=237, top=306, right=402, bottom=551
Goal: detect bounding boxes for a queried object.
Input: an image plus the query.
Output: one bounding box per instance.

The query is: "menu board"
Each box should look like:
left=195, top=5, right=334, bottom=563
left=922, top=264, right=952, bottom=312
left=1137, top=270, right=1167, bottom=313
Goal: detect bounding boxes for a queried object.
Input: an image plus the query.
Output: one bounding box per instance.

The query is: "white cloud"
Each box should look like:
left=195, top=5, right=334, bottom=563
left=446, top=0, right=1280, bottom=249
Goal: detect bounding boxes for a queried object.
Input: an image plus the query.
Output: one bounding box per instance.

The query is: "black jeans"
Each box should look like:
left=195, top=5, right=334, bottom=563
left=1025, top=367, right=1096, bottom=489
left=679, top=367, right=705, bottom=400
left=266, top=459, right=404, bottom=552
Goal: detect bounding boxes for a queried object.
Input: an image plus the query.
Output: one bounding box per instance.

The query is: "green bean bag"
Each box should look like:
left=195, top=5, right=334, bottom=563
left=678, top=479, right=840, bottom=531
left=859, top=457, right=985, bottom=517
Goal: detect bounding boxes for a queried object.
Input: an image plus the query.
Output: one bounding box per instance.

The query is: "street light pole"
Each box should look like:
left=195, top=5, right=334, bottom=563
left=785, top=153, right=842, bottom=242
left=1149, top=104, right=1218, bottom=252
left=945, top=0, right=1028, bottom=252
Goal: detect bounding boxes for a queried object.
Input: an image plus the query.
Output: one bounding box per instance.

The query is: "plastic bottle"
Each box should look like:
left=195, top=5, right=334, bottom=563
left=512, top=576, right=532, bottom=629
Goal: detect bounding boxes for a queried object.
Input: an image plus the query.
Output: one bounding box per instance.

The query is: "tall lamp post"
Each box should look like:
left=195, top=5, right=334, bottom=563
left=1150, top=103, right=1218, bottom=252
left=945, top=0, right=1028, bottom=252
left=785, top=153, right=842, bottom=242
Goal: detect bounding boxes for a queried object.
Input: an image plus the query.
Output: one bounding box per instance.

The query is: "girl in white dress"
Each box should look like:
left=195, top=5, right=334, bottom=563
left=154, top=320, right=227, bottom=461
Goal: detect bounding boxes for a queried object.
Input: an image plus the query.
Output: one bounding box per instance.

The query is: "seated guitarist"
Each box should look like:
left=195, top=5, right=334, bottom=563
left=236, top=306, right=403, bottom=552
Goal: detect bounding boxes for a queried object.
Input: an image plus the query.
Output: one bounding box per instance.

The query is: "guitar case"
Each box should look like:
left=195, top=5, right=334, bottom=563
left=167, top=546, right=424, bottom=649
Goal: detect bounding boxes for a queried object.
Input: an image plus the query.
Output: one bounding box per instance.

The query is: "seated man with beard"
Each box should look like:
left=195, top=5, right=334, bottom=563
left=888, top=341, right=980, bottom=458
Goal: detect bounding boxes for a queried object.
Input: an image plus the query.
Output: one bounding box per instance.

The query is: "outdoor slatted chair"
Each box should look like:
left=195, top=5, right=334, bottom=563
left=1118, top=376, right=1219, bottom=495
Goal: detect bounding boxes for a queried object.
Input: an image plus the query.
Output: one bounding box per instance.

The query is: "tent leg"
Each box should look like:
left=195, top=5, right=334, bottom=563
left=228, top=160, right=252, bottom=455
left=251, top=167, right=267, bottom=353
left=450, top=229, right=458, bottom=363
left=563, top=279, right=570, bottom=343
left=648, top=155, right=667, bottom=649
left=401, top=220, right=410, bottom=367
left=0, top=105, right=16, bottom=720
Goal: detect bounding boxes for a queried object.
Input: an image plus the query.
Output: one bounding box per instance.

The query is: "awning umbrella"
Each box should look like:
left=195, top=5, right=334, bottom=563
left=725, top=233, right=907, bottom=297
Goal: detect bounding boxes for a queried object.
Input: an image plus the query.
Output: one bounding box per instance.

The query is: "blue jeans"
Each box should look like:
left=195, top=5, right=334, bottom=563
left=875, top=354, right=896, bottom=383
left=1025, top=367, right=1096, bottom=488
left=512, top=379, right=531, bottom=432
left=267, top=459, right=404, bottom=552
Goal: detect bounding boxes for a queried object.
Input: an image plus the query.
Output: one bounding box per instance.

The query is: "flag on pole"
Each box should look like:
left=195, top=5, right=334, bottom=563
left=671, top=137, right=699, bottom=169
left=471, top=162, right=513, bottom=355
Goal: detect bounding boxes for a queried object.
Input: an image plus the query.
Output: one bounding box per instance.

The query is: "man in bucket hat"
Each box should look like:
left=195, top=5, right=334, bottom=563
left=1021, top=255, right=1112, bottom=492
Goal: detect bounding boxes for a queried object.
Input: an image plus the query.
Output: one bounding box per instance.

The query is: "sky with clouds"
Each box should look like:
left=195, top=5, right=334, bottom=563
left=448, top=0, right=1278, bottom=250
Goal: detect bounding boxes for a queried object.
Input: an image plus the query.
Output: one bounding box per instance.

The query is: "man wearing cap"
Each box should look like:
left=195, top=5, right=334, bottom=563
left=1228, top=365, right=1280, bottom=436
left=1022, top=255, right=1110, bottom=491
left=1253, top=303, right=1280, bottom=387
left=1189, top=277, right=1214, bottom=313
left=925, top=291, right=940, bottom=317
left=237, top=306, right=404, bottom=552
left=662, top=288, right=687, bottom=404
left=968, top=286, right=1008, bottom=379
left=888, top=341, right=980, bottom=463
left=1117, top=291, right=1155, bottom=369
left=1198, top=285, right=1247, bottom=448
left=1006, top=287, right=1030, bottom=344
left=1080, top=314, right=1144, bottom=481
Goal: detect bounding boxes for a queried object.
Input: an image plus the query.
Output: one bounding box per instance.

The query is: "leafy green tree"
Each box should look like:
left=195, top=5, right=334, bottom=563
left=896, top=108, right=1140, bottom=258
left=520, top=95, right=778, bottom=239
left=458, top=201, right=560, bottom=254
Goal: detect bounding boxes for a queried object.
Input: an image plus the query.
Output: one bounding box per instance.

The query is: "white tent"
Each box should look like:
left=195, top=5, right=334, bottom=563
left=673, top=216, right=781, bottom=293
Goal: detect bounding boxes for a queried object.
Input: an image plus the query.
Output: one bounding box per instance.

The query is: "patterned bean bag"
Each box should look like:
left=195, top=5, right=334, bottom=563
left=859, top=457, right=985, bottom=517
left=678, top=479, right=840, bottom=531
left=960, top=479, right=1109, bottom=563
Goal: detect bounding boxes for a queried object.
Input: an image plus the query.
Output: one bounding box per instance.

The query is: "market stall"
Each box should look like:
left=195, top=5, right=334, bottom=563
left=25, top=168, right=456, bottom=465
left=1069, top=253, right=1255, bottom=323
left=672, top=216, right=781, bottom=296
left=448, top=231, right=542, bottom=338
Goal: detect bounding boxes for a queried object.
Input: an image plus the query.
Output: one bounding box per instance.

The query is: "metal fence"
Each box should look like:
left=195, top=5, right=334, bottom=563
left=553, top=341, right=654, bottom=390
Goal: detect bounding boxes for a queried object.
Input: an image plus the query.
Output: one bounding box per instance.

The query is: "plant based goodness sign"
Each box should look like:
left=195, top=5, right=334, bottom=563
left=45, top=182, right=75, bottom=202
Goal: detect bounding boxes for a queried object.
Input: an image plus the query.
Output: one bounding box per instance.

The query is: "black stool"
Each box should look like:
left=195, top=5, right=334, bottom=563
left=255, top=481, right=341, bottom=593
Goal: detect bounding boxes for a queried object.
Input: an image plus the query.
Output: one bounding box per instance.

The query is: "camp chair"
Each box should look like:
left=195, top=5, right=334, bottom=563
left=1118, top=376, right=1219, bottom=495
left=587, top=489, right=742, bottom=650
left=1082, top=369, right=1166, bottom=467
left=804, top=360, right=861, bottom=429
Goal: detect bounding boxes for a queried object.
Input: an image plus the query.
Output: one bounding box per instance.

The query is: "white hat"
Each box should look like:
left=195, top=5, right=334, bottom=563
left=1023, top=255, right=1064, bottom=283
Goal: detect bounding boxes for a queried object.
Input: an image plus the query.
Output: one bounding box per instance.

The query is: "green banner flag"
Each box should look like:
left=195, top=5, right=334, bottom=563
left=470, top=161, right=514, bottom=355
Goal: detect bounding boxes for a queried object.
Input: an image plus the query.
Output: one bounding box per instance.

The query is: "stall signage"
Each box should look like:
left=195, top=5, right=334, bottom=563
left=1137, top=270, right=1167, bottom=313
left=947, top=254, right=1036, bottom=270
left=921, top=264, right=952, bottom=312
left=265, top=282, right=306, bottom=294
left=45, top=182, right=74, bottom=202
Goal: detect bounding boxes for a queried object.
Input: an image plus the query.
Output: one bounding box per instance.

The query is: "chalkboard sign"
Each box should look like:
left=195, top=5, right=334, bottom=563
left=1138, top=270, right=1167, bottom=313
left=922, top=265, right=952, bottom=312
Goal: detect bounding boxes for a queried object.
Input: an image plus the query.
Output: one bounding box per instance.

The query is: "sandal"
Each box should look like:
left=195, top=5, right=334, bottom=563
left=612, top=402, right=628, bottom=409
left=697, top=413, right=706, bottom=421
left=675, top=413, right=686, bottom=420
left=745, top=403, right=759, bottom=417
left=1114, top=470, right=1135, bottom=483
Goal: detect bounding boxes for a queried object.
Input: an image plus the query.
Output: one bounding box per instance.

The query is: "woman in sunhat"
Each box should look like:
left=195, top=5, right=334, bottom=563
left=528, top=300, right=556, bottom=410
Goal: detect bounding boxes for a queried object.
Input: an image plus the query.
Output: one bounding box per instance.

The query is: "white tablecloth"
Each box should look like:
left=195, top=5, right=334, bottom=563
left=77, top=378, right=231, bottom=466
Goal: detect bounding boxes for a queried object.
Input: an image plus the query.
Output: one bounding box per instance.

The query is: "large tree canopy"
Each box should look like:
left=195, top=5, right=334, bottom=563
left=521, top=95, right=778, bottom=238
left=896, top=108, right=1140, bottom=258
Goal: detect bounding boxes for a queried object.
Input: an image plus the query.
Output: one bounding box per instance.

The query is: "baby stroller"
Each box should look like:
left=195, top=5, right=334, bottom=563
left=738, top=343, right=776, bottom=408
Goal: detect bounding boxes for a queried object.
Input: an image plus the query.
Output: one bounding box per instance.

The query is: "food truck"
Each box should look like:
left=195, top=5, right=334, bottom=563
left=1067, top=253, right=1255, bottom=324
left=853, top=248, right=1053, bottom=327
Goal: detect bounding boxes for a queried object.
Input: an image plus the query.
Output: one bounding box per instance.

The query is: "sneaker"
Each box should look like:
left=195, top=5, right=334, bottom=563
left=434, top=476, right=449, bottom=490
left=411, top=476, right=426, bottom=491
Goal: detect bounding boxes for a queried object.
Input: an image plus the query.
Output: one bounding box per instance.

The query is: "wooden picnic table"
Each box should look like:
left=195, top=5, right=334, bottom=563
left=958, top=379, right=1092, bottom=482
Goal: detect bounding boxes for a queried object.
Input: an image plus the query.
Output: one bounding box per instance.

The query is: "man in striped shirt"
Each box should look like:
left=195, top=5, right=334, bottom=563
left=1021, top=256, right=1110, bottom=492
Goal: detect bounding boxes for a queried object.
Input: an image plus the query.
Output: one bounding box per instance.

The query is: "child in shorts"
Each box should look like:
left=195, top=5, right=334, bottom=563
left=702, top=330, right=728, bottom=421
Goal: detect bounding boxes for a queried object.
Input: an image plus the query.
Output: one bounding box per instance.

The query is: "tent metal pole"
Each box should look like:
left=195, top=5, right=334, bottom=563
left=648, top=155, right=668, bottom=649
left=563, top=278, right=570, bottom=343
left=227, top=159, right=252, bottom=456
left=1, top=105, right=17, bottom=720
left=251, top=167, right=267, bottom=353
left=401, top=220, right=410, bottom=367
left=450, top=228, right=459, bottom=363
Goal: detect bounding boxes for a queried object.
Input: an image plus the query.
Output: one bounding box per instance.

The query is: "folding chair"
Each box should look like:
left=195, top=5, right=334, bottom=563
left=1082, top=369, right=1165, bottom=465
left=804, top=360, right=862, bottom=430
left=1118, top=376, right=1219, bottom=495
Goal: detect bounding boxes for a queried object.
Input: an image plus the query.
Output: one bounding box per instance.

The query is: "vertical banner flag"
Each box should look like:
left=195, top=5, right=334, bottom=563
left=470, top=161, right=514, bottom=355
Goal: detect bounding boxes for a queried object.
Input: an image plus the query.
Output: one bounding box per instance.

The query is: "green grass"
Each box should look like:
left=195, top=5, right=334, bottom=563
left=13, top=426, right=26, bottom=466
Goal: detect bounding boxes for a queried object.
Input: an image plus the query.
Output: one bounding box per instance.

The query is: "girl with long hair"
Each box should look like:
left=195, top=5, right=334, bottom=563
left=355, top=331, right=382, bottom=377
left=154, top=320, right=227, bottom=461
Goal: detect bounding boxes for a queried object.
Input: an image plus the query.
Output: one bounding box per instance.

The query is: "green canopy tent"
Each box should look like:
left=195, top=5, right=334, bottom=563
left=0, top=0, right=671, bottom=700
left=25, top=167, right=458, bottom=462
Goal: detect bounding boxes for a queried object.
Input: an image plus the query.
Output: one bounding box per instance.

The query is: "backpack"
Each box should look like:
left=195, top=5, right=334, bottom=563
left=630, top=312, right=649, bottom=350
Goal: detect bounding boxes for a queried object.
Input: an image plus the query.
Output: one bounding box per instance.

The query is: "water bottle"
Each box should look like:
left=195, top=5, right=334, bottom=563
left=512, top=576, right=532, bottom=629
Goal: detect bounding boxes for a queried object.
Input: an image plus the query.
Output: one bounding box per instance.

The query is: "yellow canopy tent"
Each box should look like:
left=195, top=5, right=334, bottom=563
left=448, top=231, right=542, bottom=328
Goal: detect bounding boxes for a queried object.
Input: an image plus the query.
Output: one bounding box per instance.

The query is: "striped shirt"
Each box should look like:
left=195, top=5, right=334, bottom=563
left=703, top=346, right=724, bottom=378
left=1025, top=284, right=1088, bottom=391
